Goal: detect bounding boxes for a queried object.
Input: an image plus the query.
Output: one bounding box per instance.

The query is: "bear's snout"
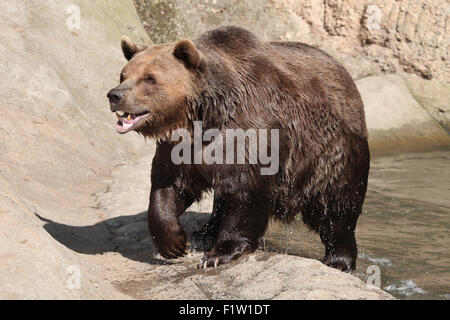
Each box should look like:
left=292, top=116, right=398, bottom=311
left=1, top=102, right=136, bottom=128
left=107, top=89, right=124, bottom=112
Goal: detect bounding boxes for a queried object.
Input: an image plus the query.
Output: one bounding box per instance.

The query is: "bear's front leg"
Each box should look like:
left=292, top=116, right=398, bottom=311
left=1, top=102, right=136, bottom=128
left=192, top=195, right=227, bottom=249
left=148, top=186, right=194, bottom=259
left=198, top=193, right=269, bottom=268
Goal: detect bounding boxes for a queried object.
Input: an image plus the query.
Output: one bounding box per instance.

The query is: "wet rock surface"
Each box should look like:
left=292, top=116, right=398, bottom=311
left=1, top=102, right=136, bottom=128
left=95, top=153, right=394, bottom=300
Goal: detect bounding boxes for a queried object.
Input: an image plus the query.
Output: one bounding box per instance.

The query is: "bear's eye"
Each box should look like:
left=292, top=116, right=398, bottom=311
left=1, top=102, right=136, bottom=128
left=144, top=74, right=156, bottom=84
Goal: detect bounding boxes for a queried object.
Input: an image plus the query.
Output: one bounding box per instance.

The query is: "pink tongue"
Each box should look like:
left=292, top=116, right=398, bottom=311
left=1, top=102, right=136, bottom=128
left=116, top=118, right=136, bottom=133
left=116, top=113, right=149, bottom=133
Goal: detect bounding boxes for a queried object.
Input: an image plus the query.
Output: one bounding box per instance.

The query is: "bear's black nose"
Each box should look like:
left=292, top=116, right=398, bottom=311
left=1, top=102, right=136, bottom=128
left=107, top=89, right=124, bottom=111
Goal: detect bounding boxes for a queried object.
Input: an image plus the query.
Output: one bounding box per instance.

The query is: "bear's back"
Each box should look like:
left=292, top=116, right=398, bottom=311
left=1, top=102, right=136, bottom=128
left=269, top=41, right=368, bottom=138
left=196, top=26, right=368, bottom=139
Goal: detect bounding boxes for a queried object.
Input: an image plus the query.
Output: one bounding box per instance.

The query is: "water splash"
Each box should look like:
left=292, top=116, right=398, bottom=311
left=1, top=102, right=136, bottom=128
left=384, top=280, right=427, bottom=297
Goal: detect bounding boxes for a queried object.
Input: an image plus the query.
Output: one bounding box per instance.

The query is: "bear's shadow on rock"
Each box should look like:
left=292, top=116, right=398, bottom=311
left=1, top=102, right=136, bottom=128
left=35, top=211, right=211, bottom=265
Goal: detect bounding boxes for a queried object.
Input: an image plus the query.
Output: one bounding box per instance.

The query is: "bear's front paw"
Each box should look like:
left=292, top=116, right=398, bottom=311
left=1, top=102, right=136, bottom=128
left=151, top=224, right=189, bottom=259
left=197, top=239, right=252, bottom=268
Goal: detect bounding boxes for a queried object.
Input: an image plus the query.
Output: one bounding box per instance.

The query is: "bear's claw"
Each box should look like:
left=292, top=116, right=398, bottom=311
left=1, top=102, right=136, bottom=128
left=197, top=240, right=252, bottom=268
left=197, top=255, right=231, bottom=269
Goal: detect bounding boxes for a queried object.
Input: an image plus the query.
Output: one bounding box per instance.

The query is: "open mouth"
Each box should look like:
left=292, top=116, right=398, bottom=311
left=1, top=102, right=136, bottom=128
left=115, top=111, right=151, bottom=134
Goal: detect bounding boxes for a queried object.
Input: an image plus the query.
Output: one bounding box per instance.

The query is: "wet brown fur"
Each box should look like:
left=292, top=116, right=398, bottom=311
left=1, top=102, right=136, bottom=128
left=109, top=26, right=370, bottom=271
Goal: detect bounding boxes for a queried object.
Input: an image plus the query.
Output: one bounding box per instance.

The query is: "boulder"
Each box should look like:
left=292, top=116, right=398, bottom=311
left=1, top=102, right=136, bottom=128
left=356, top=75, right=450, bottom=155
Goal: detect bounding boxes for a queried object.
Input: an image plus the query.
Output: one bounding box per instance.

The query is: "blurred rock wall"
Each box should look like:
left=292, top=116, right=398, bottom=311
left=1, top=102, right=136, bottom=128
left=134, top=0, right=449, bottom=81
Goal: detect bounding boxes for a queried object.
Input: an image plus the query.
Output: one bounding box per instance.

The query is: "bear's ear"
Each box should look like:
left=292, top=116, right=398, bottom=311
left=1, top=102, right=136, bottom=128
left=121, top=36, right=147, bottom=61
left=173, top=39, right=203, bottom=69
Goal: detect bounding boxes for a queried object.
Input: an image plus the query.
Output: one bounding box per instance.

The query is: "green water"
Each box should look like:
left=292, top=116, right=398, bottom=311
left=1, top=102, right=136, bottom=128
left=263, top=149, right=450, bottom=300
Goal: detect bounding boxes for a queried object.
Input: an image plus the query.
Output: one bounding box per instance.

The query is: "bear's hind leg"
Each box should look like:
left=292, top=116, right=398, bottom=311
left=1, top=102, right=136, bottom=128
left=318, top=180, right=366, bottom=272
left=319, top=215, right=358, bottom=272
left=198, top=193, right=269, bottom=268
left=319, top=134, right=369, bottom=272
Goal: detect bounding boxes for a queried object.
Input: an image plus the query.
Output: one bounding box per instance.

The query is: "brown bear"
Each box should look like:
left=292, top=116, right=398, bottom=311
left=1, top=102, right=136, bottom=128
left=107, top=26, right=370, bottom=271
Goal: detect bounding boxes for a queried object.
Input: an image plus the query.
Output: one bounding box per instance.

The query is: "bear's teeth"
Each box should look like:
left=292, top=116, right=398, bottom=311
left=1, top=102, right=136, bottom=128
left=127, top=114, right=132, bottom=121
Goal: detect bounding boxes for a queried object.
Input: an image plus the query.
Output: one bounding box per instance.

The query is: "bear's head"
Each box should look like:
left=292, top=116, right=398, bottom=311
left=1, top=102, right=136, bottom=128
left=107, top=37, right=205, bottom=137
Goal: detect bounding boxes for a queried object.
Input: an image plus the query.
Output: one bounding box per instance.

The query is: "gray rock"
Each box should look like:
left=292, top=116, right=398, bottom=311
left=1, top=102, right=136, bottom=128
left=115, top=252, right=394, bottom=300
left=356, top=75, right=450, bottom=155
left=0, top=0, right=148, bottom=299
